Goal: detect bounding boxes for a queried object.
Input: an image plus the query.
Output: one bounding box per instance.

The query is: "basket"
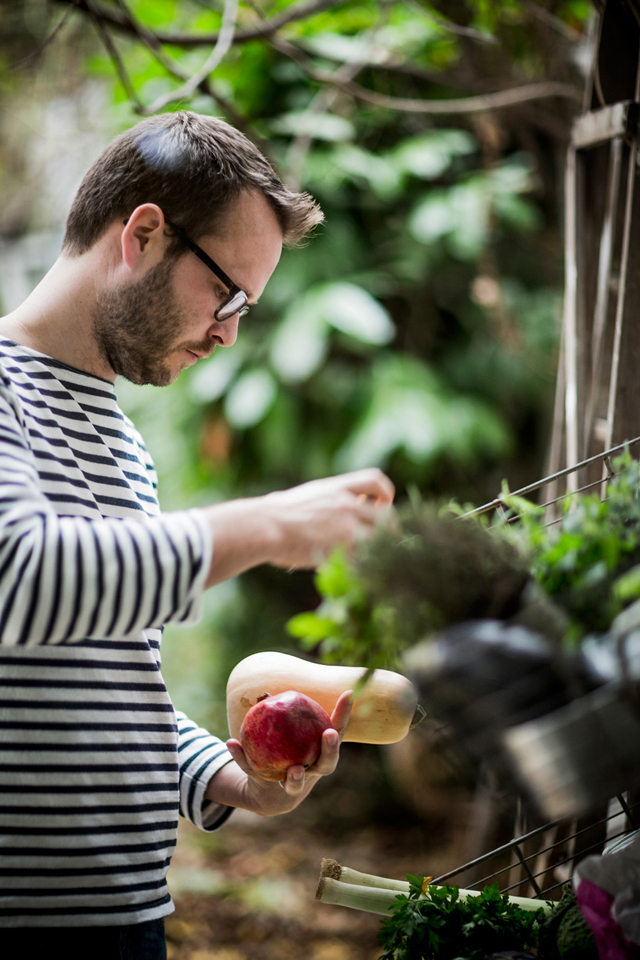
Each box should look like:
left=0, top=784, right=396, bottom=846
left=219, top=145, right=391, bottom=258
left=435, top=436, right=640, bottom=900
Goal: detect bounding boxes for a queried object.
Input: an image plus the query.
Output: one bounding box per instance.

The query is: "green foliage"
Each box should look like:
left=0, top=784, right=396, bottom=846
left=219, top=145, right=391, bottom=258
left=378, top=879, right=544, bottom=960
left=501, top=454, right=640, bottom=637
left=287, top=503, right=529, bottom=668
left=287, top=545, right=386, bottom=666
left=334, top=355, right=509, bottom=473
left=289, top=455, right=640, bottom=667
left=409, top=156, right=540, bottom=261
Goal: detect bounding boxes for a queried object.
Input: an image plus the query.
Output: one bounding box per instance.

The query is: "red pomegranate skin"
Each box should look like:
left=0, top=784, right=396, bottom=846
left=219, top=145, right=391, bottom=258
left=239, top=690, right=334, bottom=781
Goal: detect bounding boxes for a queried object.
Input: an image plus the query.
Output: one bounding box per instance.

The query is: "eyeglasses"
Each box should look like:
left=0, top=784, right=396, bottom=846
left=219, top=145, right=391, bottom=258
left=123, top=216, right=250, bottom=322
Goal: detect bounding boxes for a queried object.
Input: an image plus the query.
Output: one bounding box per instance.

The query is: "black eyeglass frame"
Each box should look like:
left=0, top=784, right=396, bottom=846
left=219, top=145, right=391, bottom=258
left=122, top=215, right=250, bottom=322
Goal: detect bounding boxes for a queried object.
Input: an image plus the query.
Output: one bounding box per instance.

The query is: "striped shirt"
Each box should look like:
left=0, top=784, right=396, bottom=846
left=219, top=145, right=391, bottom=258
left=0, top=338, right=234, bottom=927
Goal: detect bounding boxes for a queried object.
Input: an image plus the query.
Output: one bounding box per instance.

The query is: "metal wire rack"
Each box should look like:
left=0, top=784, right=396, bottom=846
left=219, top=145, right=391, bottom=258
left=432, top=796, right=639, bottom=902
left=437, top=438, right=640, bottom=901
left=459, top=434, right=640, bottom=525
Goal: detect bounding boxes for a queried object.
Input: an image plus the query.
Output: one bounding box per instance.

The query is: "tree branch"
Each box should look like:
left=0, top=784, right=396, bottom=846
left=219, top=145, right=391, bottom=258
left=403, top=0, right=498, bottom=44
left=308, top=75, right=584, bottom=113
left=137, top=0, right=240, bottom=114
left=50, top=0, right=583, bottom=135
left=113, top=0, right=272, bottom=153
left=114, top=0, right=190, bottom=79
left=243, top=21, right=582, bottom=120
left=51, top=0, right=349, bottom=49
left=12, top=1, right=77, bottom=70
left=521, top=0, right=583, bottom=42
left=85, top=0, right=144, bottom=109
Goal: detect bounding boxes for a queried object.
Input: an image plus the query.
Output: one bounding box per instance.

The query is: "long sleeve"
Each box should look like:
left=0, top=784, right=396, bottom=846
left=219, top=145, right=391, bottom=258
left=0, top=339, right=227, bottom=927
left=176, top=711, right=235, bottom=830
left=0, top=368, right=212, bottom=646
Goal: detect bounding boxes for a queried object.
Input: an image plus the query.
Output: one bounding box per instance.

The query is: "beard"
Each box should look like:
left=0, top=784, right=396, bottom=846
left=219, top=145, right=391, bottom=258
left=92, top=258, right=212, bottom=386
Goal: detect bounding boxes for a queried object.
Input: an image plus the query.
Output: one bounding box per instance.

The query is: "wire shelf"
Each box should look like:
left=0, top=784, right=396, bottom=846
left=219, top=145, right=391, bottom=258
left=438, top=439, right=640, bottom=900
left=431, top=796, right=639, bottom=901
left=458, top=435, right=640, bottom=525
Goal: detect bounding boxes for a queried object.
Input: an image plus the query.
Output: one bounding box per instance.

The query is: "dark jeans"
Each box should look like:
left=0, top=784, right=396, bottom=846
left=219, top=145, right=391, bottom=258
left=1, top=917, right=166, bottom=960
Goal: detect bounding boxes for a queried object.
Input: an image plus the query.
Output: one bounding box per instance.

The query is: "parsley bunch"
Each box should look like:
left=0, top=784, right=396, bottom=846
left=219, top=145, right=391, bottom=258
left=501, top=453, right=640, bottom=638
left=378, top=879, right=544, bottom=960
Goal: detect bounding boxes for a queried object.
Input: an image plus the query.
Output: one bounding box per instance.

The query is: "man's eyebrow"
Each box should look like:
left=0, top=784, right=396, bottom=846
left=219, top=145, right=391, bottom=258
left=215, top=273, right=255, bottom=303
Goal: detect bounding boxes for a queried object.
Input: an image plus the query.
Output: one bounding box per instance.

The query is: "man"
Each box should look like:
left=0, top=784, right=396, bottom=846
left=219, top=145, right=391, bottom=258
left=0, top=111, right=394, bottom=955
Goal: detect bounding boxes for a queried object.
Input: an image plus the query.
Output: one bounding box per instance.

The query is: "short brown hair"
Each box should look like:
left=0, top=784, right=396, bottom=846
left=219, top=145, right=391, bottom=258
left=62, top=111, right=323, bottom=255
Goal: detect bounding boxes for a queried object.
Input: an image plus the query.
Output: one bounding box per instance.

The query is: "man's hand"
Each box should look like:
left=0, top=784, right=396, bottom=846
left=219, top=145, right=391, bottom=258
left=204, top=468, right=394, bottom=586
left=204, top=692, right=353, bottom=816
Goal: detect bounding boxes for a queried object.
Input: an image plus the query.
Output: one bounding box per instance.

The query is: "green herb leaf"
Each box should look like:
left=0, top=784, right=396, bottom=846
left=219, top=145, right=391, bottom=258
left=379, top=880, right=545, bottom=960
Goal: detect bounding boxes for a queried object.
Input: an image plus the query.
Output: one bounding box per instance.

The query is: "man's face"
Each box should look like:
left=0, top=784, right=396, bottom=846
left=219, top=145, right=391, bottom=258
left=92, top=256, right=193, bottom=386
left=93, top=190, right=283, bottom=386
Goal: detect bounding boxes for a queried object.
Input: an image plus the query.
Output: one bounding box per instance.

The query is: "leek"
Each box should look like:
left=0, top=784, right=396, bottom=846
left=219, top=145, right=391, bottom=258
left=316, top=860, right=553, bottom=917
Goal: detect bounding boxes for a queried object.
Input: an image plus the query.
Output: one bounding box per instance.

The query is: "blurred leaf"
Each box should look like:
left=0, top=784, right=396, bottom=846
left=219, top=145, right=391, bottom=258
left=409, top=157, right=539, bottom=260
left=131, top=0, right=177, bottom=28
left=377, top=6, right=451, bottom=56
left=614, top=564, right=640, bottom=604
left=189, top=347, right=244, bottom=403
left=299, top=31, right=381, bottom=63
left=410, top=181, right=489, bottom=260
left=315, top=546, right=356, bottom=598
left=321, top=282, right=395, bottom=345
left=331, top=144, right=403, bottom=200
left=335, top=355, right=509, bottom=471
left=271, top=112, right=355, bottom=142
left=224, top=369, right=277, bottom=429
left=393, top=131, right=476, bottom=180
left=269, top=292, right=330, bottom=383
left=269, top=283, right=392, bottom=383
left=287, top=611, right=340, bottom=640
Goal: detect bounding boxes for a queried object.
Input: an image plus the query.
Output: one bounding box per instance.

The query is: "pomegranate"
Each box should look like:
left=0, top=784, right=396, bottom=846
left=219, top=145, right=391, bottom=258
left=239, top=690, right=334, bottom=781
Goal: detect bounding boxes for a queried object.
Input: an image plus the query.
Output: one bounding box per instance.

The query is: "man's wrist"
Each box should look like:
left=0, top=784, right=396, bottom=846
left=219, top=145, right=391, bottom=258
left=203, top=496, right=282, bottom=586
left=205, top=759, right=309, bottom=817
left=205, top=760, right=249, bottom=807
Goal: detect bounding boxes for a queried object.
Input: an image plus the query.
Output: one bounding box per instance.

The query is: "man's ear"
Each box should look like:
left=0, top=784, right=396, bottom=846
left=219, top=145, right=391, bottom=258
left=120, top=204, right=168, bottom=272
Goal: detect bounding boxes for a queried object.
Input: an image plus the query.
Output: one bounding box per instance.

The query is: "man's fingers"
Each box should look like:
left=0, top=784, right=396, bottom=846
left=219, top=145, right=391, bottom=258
left=348, top=499, right=393, bottom=550
left=302, top=725, right=341, bottom=781
left=306, top=691, right=352, bottom=778
left=282, top=763, right=306, bottom=796
left=353, top=498, right=384, bottom=530
left=330, top=690, right=353, bottom=739
left=229, top=697, right=351, bottom=797
left=343, top=468, right=395, bottom=505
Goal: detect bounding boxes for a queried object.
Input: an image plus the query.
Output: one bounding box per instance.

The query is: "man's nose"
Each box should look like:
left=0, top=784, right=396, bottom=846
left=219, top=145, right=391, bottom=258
left=208, top=313, right=240, bottom=347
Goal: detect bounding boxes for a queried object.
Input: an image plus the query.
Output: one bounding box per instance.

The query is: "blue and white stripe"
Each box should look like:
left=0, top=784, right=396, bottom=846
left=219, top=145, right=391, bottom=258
left=0, top=339, right=233, bottom=927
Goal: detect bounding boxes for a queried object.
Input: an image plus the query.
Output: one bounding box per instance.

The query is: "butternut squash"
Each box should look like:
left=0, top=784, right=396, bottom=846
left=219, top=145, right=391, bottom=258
left=226, top=651, right=417, bottom=744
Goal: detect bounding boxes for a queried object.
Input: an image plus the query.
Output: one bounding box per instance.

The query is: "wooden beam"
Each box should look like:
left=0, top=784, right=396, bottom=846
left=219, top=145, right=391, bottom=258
left=564, top=146, right=579, bottom=489
left=604, top=138, right=639, bottom=452
left=584, top=136, right=623, bottom=450
left=572, top=101, right=639, bottom=149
